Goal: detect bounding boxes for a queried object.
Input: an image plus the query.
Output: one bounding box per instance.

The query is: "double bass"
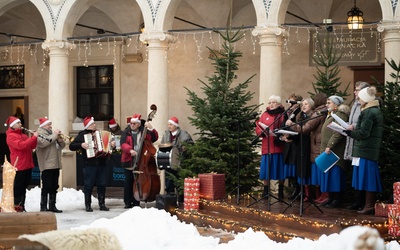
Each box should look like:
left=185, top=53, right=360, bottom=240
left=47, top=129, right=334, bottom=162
left=133, top=104, right=160, bottom=202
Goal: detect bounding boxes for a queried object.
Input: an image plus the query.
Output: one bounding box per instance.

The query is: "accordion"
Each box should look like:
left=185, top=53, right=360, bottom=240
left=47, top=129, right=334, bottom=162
left=84, top=130, right=112, bottom=158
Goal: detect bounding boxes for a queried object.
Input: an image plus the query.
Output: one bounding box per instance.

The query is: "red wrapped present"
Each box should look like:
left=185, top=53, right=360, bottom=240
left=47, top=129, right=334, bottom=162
left=183, top=177, right=200, bottom=211
left=394, top=182, right=400, bottom=204
left=198, top=173, right=225, bottom=200
left=375, top=202, right=389, bottom=217
left=388, top=204, right=400, bottom=236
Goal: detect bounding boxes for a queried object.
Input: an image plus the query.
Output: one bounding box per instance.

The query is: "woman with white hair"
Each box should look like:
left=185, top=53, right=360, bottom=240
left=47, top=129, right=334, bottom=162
left=255, top=95, right=285, bottom=199
left=345, top=86, right=383, bottom=214
left=319, top=95, right=350, bottom=208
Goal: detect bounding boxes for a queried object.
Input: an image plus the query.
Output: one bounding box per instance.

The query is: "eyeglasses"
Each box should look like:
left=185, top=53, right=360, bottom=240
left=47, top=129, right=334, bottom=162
left=268, top=101, right=277, bottom=104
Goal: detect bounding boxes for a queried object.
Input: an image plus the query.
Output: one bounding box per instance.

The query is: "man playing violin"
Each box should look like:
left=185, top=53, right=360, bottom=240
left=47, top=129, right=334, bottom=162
left=120, top=114, right=159, bottom=209
left=36, top=117, right=65, bottom=213
left=69, top=116, right=116, bottom=212
left=4, top=116, right=38, bottom=212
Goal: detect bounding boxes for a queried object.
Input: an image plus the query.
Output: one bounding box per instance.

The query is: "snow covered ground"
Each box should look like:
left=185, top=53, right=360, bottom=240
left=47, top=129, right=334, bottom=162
left=3, top=187, right=400, bottom=249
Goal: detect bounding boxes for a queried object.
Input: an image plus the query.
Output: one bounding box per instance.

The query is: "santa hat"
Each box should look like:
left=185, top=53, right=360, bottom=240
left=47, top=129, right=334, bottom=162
left=83, top=116, right=95, bottom=129
left=4, top=116, right=21, bottom=128
left=130, top=114, right=141, bottom=124
left=358, top=86, right=376, bottom=103
left=168, top=116, right=179, bottom=127
left=109, top=118, right=117, bottom=128
left=39, top=117, right=51, bottom=128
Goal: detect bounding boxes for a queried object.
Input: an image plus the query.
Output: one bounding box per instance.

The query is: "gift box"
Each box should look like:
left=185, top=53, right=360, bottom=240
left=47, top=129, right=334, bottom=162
left=388, top=204, right=400, bottom=236
left=198, top=173, right=226, bottom=200
left=375, top=202, right=388, bottom=217
left=394, top=182, right=400, bottom=204
left=183, top=177, right=200, bottom=212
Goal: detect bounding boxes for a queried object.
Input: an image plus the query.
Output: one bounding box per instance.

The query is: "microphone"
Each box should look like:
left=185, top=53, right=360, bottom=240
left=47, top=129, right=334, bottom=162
left=286, top=100, right=302, bottom=105
left=316, top=109, right=330, bottom=115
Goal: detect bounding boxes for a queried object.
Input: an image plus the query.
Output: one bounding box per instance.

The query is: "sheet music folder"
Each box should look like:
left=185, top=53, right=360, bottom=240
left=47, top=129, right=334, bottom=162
left=315, top=151, right=340, bottom=173
left=274, top=129, right=298, bottom=135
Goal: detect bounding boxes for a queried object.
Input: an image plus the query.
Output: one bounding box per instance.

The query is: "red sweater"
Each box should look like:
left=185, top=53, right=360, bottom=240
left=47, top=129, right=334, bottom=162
left=255, top=108, right=284, bottom=155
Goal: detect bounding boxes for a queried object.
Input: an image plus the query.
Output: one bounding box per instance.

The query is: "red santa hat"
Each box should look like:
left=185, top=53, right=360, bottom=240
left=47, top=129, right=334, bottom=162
left=39, top=117, right=51, bottom=128
left=83, top=116, right=95, bottom=129
left=4, top=116, right=21, bottom=128
left=130, top=114, right=141, bottom=124
left=168, top=116, right=179, bottom=127
left=109, top=118, right=117, bottom=128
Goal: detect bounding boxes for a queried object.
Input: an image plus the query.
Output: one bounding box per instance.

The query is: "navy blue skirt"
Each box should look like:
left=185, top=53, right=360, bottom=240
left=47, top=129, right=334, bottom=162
left=320, top=165, right=345, bottom=192
left=283, top=163, right=296, bottom=178
left=259, top=153, right=285, bottom=181
left=352, top=158, right=382, bottom=192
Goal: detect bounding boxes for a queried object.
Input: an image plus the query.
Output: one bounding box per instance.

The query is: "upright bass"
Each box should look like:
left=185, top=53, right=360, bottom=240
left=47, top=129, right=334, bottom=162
left=133, top=104, right=160, bottom=202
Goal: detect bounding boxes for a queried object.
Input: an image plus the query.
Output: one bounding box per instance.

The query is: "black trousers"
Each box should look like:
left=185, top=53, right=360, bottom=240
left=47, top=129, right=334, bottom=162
left=41, top=169, right=60, bottom=195
left=123, top=168, right=140, bottom=206
left=14, top=168, right=32, bottom=204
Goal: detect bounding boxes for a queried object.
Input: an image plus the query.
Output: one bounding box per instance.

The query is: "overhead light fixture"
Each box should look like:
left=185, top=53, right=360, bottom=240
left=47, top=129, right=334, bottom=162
left=347, top=0, right=364, bottom=30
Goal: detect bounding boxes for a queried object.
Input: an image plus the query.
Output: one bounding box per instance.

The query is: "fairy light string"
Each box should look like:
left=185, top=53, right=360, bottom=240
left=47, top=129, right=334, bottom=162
left=0, top=23, right=383, bottom=69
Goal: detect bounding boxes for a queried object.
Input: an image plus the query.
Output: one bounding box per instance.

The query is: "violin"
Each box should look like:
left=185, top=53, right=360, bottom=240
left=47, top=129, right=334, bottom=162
left=133, top=104, right=160, bottom=202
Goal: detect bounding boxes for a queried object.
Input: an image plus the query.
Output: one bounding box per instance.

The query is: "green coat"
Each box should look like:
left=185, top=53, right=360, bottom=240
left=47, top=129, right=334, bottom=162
left=347, top=100, right=383, bottom=161
left=320, top=110, right=349, bottom=169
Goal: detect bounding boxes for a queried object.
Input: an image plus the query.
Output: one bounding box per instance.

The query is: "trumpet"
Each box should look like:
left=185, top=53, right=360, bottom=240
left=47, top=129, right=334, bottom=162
left=58, top=133, right=74, bottom=142
left=21, top=127, right=52, bottom=142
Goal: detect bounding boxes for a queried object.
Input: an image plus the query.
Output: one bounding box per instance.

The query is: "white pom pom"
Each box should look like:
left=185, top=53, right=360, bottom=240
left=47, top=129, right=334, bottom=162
left=4, top=123, right=7, bottom=127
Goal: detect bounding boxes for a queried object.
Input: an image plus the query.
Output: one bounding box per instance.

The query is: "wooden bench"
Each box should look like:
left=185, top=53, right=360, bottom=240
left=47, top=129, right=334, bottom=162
left=0, top=212, right=57, bottom=249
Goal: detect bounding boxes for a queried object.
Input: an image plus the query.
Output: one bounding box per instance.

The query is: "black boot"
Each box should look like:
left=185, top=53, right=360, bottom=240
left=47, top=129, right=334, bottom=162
left=262, top=185, right=269, bottom=198
left=49, top=193, right=63, bottom=213
left=85, top=192, right=93, bottom=212
left=98, top=193, right=109, bottom=211
left=278, top=185, right=284, bottom=199
left=40, top=194, right=48, bottom=212
left=288, top=182, right=300, bottom=200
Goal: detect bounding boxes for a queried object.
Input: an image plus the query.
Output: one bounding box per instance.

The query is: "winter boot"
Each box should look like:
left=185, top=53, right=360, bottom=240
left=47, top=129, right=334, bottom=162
left=358, top=192, right=376, bottom=215
left=85, top=192, right=93, bottom=212
left=98, top=193, right=109, bottom=211
left=346, top=190, right=366, bottom=211
left=303, top=185, right=310, bottom=202
left=278, top=185, right=284, bottom=200
left=40, top=194, right=48, bottom=212
left=288, top=182, right=300, bottom=200
left=20, top=195, right=27, bottom=212
left=49, top=193, right=63, bottom=213
left=314, top=192, right=329, bottom=204
left=314, top=186, right=321, bottom=201
left=262, top=185, right=269, bottom=198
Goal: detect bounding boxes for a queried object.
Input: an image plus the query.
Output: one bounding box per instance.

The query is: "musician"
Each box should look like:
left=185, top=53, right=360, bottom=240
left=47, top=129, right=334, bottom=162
left=36, top=117, right=65, bottom=213
left=120, top=114, right=159, bottom=209
left=160, top=116, right=194, bottom=194
left=69, top=116, right=116, bottom=212
left=4, top=116, right=38, bottom=212
left=108, top=117, right=122, bottom=135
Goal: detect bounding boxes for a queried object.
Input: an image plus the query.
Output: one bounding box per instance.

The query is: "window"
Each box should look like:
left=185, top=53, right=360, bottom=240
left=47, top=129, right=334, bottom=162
left=77, top=65, right=114, bottom=120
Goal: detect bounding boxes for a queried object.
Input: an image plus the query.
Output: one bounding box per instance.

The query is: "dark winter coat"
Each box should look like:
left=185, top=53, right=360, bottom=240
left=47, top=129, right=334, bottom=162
left=69, top=129, right=108, bottom=166
left=347, top=100, right=383, bottom=161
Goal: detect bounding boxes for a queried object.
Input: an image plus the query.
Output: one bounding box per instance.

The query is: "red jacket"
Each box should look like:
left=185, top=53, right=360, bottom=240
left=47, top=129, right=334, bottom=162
left=6, top=128, right=37, bottom=171
left=256, top=107, right=285, bottom=155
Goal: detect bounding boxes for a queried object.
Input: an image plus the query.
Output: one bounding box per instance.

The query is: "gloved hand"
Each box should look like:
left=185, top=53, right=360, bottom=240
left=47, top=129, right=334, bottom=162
left=343, top=130, right=351, bottom=136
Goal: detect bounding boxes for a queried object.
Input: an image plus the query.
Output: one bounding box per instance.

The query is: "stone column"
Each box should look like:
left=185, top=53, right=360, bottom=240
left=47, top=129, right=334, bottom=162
left=42, top=40, right=76, bottom=188
left=252, top=26, right=286, bottom=111
left=378, top=23, right=400, bottom=83
left=140, top=32, right=176, bottom=194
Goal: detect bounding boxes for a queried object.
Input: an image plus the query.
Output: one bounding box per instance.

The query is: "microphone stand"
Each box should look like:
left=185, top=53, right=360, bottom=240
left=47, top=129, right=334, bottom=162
left=247, top=106, right=291, bottom=210
left=223, top=119, right=257, bottom=205
left=281, top=112, right=325, bottom=216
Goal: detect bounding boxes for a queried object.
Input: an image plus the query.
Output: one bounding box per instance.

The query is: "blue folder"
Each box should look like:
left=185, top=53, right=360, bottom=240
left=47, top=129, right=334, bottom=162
left=315, top=151, right=340, bottom=173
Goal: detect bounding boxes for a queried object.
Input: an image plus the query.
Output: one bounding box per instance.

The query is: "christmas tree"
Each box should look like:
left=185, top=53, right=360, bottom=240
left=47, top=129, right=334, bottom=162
left=309, top=32, right=350, bottom=98
left=176, top=29, right=261, bottom=196
left=377, top=58, right=400, bottom=200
